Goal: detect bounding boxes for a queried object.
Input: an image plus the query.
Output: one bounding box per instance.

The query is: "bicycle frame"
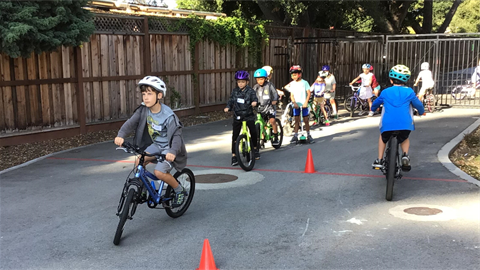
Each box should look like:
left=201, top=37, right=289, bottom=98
left=239, top=120, right=252, bottom=152
left=350, top=87, right=369, bottom=109
left=133, top=165, right=170, bottom=205
left=255, top=113, right=271, bottom=141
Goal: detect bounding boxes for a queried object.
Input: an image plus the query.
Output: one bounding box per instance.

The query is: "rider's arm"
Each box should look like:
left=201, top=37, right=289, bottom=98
left=270, top=84, right=279, bottom=105
left=303, top=88, right=311, bottom=108
left=249, top=88, right=258, bottom=107
left=166, top=116, right=183, bottom=160
left=117, top=107, right=142, bottom=140
left=410, top=92, right=425, bottom=115
left=349, top=76, right=360, bottom=85
left=414, top=74, right=421, bottom=86
left=225, top=89, right=235, bottom=111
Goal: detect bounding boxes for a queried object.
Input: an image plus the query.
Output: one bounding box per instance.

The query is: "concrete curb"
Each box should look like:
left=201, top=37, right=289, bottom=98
left=437, top=117, right=480, bottom=187
left=0, top=140, right=114, bottom=175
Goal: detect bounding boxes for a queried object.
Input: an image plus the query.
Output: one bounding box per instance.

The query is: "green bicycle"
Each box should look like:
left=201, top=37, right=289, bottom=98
left=234, top=113, right=256, bottom=171
left=255, top=112, right=283, bottom=150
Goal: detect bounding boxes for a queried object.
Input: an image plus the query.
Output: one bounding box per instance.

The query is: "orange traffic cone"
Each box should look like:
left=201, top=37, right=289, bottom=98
left=304, top=148, right=315, bottom=173
left=197, top=239, right=219, bottom=270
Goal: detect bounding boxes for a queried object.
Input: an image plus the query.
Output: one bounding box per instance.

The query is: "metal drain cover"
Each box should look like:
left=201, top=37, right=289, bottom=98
left=404, top=207, right=443, bottom=216
left=195, top=174, right=238, bottom=183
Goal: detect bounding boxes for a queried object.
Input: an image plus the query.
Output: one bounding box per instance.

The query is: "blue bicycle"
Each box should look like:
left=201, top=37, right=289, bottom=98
left=344, top=85, right=378, bottom=117
left=113, top=142, right=195, bottom=245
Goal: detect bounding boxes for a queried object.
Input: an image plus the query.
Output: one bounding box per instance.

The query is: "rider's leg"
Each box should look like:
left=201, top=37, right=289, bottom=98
left=330, top=98, right=337, bottom=116
left=400, top=138, right=410, bottom=155
left=378, top=134, right=386, bottom=160
left=269, top=116, right=278, bottom=133
left=154, top=170, right=178, bottom=189
left=367, top=97, right=373, bottom=110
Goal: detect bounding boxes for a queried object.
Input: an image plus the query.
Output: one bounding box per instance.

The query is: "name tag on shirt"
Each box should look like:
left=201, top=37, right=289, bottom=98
left=151, top=123, right=162, bottom=131
left=263, top=95, right=270, bottom=100
left=237, top=98, right=245, bottom=104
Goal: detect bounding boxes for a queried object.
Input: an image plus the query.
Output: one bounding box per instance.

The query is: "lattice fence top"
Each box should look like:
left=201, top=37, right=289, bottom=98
left=94, top=15, right=145, bottom=35
left=149, top=18, right=189, bottom=34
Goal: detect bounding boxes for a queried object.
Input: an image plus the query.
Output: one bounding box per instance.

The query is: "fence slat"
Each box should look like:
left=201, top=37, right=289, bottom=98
left=1, top=55, right=14, bottom=130
left=91, top=34, right=102, bottom=121
left=62, top=46, right=73, bottom=125
left=118, top=35, right=127, bottom=118
left=101, top=34, right=110, bottom=120
left=14, top=58, right=28, bottom=129
left=26, top=54, right=40, bottom=126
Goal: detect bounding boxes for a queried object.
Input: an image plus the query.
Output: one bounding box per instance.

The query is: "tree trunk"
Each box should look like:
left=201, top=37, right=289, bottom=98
left=256, top=0, right=284, bottom=25
left=423, top=0, right=433, bottom=33
left=437, top=0, right=462, bottom=33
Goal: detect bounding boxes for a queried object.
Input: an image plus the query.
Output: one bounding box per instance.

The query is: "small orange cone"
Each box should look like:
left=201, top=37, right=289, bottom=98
left=304, top=148, right=315, bottom=173
left=197, top=239, right=219, bottom=270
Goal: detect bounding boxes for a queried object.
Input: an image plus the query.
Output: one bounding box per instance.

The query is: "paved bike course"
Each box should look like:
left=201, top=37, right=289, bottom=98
left=1, top=109, right=479, bottom=269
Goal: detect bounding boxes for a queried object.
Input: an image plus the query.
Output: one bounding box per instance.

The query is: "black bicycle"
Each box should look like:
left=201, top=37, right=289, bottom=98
left=374, top=131, right=403, bottom=201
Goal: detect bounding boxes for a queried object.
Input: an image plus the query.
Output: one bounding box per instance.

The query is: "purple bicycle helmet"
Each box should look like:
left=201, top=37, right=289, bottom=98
left=322, top=65, right=330, bottom=71
left=235, top=70, right=250, bottom=80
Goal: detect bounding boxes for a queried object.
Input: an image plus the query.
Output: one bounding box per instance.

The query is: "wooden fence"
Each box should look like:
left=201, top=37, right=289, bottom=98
left=0, top=14, right=380, bottom=146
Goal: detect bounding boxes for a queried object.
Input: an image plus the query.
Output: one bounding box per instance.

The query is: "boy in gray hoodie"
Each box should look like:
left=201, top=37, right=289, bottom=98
left=114, top=76, right=187, bottom=206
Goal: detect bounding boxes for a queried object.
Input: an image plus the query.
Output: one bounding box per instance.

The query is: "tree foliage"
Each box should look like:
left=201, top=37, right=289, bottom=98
left=449, top=0, right=480, bottom=33
left=0, top=0, right=95, bottom=58
left=175, top=0, right=478, bottom=34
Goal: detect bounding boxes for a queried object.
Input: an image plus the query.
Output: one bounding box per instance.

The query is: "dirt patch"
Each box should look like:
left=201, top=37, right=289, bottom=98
left=449, top=126, right=480, bottom=181
left=0, top=111, right=230, bottom=171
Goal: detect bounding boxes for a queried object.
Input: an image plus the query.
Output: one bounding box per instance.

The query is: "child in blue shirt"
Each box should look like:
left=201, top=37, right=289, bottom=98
left=371, top=65, right=425, bottom=171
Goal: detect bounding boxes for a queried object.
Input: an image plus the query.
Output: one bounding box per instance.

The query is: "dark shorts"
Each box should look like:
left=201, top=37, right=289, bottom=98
left=260, top=112, right=275, bottom=119
left=381, top=130, right=411, bottom=144
left=293, top=107, right=309, bottom=117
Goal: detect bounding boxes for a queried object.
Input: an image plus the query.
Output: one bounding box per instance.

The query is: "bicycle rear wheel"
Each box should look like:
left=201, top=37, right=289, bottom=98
left=426, top=94, right=435, bottom=113
left=235, top=134, right=255, bottom=171
left=385, top=137, right=398, bottom=201
left=113, top=188, right=135, bottom=245
left=165, top=168, right=196, bottom=218
left=272, top=118, right=283, bottom=149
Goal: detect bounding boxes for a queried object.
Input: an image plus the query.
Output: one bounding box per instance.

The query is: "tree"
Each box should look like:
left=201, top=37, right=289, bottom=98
left=449, top=0, right=480, bottom=33
left=0, top=0, right=95, bottom=58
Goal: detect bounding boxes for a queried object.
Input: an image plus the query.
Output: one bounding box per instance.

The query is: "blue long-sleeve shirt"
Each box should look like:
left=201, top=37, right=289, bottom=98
left=371, top=85, right=424, bottom=133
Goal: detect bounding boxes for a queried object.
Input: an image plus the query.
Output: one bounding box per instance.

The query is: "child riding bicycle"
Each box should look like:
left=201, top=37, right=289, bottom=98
left=350, top=63, right=374, bottom=116
left=413, top=62, right=435, bottom=103
left=310, top=71, right=329, bottom=126
left=283, top=65, right=313, bottom=144
left=114, top=76, right=187, bottom=207
left=224, top=71, right=259, bottom=165
left=371, top=65, right=425, bottom=171
left=253, top=68, right=280, bottom=146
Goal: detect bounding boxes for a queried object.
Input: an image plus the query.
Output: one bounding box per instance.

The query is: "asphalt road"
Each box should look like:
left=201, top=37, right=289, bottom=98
left=1, top=108, right=479, bottom=270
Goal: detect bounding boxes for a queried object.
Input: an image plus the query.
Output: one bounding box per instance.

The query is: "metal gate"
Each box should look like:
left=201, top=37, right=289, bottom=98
left=292, top=35, right=384, bottom=99
left=386, top=33, right=480, bottom=107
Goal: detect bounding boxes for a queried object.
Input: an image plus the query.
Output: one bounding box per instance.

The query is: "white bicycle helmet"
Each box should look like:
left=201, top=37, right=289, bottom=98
left=262, top=66, right=273, bottom=75
left=421, top=62, right=429, bottom=70
left=138, top=76, right=167, bottom=94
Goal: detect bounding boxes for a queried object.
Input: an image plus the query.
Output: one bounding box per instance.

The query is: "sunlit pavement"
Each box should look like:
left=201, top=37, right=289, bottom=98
left=1, top=108, right=479, bottom=269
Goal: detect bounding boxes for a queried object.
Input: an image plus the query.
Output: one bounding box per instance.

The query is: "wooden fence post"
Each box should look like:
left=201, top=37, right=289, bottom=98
left=75, top=46, right=86, bottom=134
left=194, top=42, right=200, bottom=115
left=143, top=17, right=151, bottom=75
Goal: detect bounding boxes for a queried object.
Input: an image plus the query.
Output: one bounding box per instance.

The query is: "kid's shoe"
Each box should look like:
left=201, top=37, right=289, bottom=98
left=272, top=134, right=280, bottom=146
left=307, top=134, right=314, bottom=143
left=172, top=189, right=186, bottom=207
left=372, top=158, right=384, bottom=169
left=255, top=149, right=261, bottom=160
left=401, top=153, right=411, bottom=171
left=231, top=156, right=238, bottom=166
left=290, top=135, right=299, bottom=144
left=334, top=114, right=338, bottom=120
left=325, top=120, right=330, bottom=126
left=358, top=110, right=365, bottom=116
left=368, top=111, right=374, bottom=117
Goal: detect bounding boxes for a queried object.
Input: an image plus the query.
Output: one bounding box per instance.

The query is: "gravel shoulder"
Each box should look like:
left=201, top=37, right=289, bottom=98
left=450, top=125, right=480, bottom=181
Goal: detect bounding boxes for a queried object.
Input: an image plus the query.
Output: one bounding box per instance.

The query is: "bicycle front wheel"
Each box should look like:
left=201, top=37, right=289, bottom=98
left=385, top=137, right=398, bottom=201
left=272, top=118, right=283, bottom=149
left=344, top=95, right=353, bottom=112
left=235, top=134, right=255, bottom=171
left=165, top=168, right=196, bottom=218
left=113, top=188, right=135, bottom=245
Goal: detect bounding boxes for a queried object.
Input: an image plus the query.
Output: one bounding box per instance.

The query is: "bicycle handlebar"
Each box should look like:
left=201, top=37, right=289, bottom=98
left=117, top=142, right=166, bottom=161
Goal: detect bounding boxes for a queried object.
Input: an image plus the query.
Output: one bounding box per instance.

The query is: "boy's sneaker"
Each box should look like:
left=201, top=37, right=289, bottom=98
left=172, top=189, right=186, bottom=207
left=255, top=149, right=260, bottom=160
left=358, top=110, right=365, bottom=116
left=372, top=158, right=384, bottom=169
left=401, top=153, right=411, bottom=171
left=307, top=134, right=314, bottom=143
left=290, top=135, right=298, bottom=144
left=368, top=111, right=374, bottom=117
left=272, top=134, right=280, bottom=146
left=334, top=114, right=338, bottom=120
left=325, top=120, right=330, bottom=126
left=231, top=156, right=238, bottom=166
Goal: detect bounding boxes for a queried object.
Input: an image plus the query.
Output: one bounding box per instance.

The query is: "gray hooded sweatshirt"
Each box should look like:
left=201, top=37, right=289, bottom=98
left=117, top=104, right=187, bottom=171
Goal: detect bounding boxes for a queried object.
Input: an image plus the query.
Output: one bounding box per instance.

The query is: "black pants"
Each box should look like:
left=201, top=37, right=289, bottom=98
left=232, top=119, right=258, bottom=154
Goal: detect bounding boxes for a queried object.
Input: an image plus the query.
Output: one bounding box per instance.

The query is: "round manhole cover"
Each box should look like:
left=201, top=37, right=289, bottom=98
left=404, top=207, right=443, bottom=216
left=196, top=174, right=238, bottom=183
